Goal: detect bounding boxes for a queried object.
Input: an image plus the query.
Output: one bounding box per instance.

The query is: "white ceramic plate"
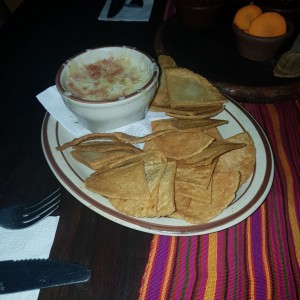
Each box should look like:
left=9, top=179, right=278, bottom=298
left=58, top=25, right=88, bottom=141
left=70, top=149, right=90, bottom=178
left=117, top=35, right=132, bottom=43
left=41, top=99, right=274, bottom=236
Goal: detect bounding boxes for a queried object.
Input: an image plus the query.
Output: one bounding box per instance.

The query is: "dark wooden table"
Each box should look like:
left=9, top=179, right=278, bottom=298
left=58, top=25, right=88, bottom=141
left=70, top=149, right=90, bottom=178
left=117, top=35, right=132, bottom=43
left=0, top=0, right=167, bottom=298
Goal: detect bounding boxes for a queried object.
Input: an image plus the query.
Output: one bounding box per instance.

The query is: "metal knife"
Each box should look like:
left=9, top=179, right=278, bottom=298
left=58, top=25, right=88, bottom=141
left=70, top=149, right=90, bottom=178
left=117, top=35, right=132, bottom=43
left=107, top=0, right=126, bottom=18
left=0, top=259, right=91, bottom=294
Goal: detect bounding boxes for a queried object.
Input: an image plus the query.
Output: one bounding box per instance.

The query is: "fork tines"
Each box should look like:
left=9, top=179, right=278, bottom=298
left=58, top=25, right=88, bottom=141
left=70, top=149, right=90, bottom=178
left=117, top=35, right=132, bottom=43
left=23, top=188, right=61, bottom=225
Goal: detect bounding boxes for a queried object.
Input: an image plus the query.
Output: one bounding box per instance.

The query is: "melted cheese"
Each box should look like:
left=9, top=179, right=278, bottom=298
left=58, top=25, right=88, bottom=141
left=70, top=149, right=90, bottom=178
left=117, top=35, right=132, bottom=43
left=65, top=57, right=150, bottom=101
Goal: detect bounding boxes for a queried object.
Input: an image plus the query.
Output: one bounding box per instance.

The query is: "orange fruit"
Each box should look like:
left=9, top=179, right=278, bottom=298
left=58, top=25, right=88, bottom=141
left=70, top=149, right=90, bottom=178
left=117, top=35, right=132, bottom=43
left=233, top=4, right=262, bottom=31
left=248, top=12, right=287, bottom=37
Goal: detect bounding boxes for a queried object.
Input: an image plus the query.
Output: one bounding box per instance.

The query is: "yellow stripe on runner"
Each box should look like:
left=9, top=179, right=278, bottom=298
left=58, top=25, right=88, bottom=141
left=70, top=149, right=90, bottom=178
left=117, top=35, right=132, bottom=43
left=267, top=104, right=300, bottom=266
left=203, top=233, right=218, bottom=300
left=139, top=235, right=159, bottom=300
left=246, top=217, right=255, bottom=300
left=159, top=237, right=177, bottom=300
left=261, top=204, right=272, bottom=300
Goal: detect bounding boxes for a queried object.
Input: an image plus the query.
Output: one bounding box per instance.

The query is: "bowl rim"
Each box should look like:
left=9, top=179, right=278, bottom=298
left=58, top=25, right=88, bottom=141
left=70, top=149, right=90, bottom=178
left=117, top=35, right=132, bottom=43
left=55, top=45, right=159, bottom=104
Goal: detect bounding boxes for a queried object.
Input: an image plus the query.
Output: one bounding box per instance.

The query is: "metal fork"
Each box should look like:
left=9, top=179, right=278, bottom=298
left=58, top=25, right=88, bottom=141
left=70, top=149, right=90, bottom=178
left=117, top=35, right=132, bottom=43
left=0, top=188, right=61, bottom=229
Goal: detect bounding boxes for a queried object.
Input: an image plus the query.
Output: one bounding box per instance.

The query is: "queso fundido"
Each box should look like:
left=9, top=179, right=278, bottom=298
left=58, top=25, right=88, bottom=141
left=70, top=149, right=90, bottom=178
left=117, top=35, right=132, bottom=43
left=65, top=57, right=151, bottom=101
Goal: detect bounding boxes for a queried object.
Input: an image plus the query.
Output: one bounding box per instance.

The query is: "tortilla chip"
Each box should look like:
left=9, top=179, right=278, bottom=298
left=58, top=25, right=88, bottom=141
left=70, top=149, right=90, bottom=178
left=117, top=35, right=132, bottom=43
left=151, top=55, right=177, bottom=108
left=204, top=127, right=223, bottom=140
left=158, top=55, right=177, bottom=69
left=215, top=132, right=256, bottom=187
left=165, top=67, right=227, bottom=108
left=71, top=149, right=137, bottom=170
left=175, top=181, right=212, bottom=203
left=144, top=162, right=167, bottom=198
left=175, top=105, right=224, bottom=115
left=174, top=163, right=216, bottom=204
left=72, top=141, right=141, bottom=153
left=57, top=130, right=176, bottom=151
left=143, top=140, right=158, bottom=152
left=171, top=171, right=240, bottom=224
left=171, top=119, right=228, bottom=131
left=151, top=119, right=175, bottom=132
left=142, top=161, right=168, bottom=217
left=142, top=150, right=167, bottom=165
left=165, top=105, right=225, bottom=119
left=151, top=130, right=214, bottom=160
left=109, top=161, right=176, bottom=217
left=70, top=141, right=142, bottom=170
left=176, top=162, right=216, bottom=187
left=109, top=197, right=157, bottom=217
left=151, top=118, right=228, bottom=132
left=150, top=104, right=224, bottom=116
left=85, top=160, right=150, bottom=201
left=177, top=140, right=247, bottom=167
left=156, top=161, right=176, bottom=216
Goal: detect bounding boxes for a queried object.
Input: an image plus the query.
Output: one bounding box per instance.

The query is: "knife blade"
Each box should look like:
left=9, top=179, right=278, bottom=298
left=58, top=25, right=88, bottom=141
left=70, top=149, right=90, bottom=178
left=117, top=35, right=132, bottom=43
left=107, top=0, right=126, bottom=18
left=0, top=259, right=91, bottom=294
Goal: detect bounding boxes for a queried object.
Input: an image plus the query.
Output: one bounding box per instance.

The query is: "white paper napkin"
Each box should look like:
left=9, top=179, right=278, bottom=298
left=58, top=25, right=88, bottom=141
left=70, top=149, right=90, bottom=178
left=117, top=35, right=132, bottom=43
left=36, top=85, right=167, bottom=139
left=98, top=0, right=154, bottom=22
left=0, top=216, right=60, bottom=300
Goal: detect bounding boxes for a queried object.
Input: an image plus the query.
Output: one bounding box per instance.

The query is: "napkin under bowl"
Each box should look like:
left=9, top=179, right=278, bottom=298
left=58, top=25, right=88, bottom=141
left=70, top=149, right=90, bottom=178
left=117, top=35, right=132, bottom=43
left=37, top=85, right=167, bottom=139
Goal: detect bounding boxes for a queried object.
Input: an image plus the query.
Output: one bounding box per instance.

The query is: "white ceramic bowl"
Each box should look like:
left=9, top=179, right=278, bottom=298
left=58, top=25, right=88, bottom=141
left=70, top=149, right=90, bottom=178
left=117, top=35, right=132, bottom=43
left=55, top=46, right=159, bottom=132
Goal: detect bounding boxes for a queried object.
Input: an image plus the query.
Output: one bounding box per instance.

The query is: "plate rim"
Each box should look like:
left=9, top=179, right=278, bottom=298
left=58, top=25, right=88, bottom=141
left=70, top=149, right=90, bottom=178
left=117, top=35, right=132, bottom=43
left=41, top=99, right=274, bottom=236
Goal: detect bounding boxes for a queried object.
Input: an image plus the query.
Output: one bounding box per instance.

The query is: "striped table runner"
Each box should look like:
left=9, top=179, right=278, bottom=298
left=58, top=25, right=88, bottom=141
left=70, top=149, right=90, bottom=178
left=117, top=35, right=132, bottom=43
left=139, top=101, right=300, bottom=299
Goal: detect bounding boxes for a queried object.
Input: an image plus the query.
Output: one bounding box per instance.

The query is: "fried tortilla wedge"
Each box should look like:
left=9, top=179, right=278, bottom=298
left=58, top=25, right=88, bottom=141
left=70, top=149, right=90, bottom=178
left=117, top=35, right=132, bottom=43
left=72, top=141, right=142, bottom=153
left=177, top=140, right=247, bottom=167
left=150, top=104, right=225, bottom=116
left=87, top=151, right=166, bottom=175
left=56, top=130, right=176, bottom=151
left=143, top=140, right=158, bottom=152
left=175, top=181, right=213, bottom=204
left=165, top=105, right=225, bottom=120
left=151, top=118, right=228, bottom=132
left=70, top=141, right=142, bottom=170
left=71, top=149, right=138, bottom=170
left=176, top=162, right=216, bottom=187
left=174, top=163, right=216, bottom=204
left=109, top=161, right=176, bottom=218
left=85, top=160, right=151, bottom=201
left=139, top=161, right=168, bottom=217
left=151, top=130, right=214, bottom=160
left=158, top=55, right=177, bottom=69
left=144, top=162, right=167, bottom=199
left=204, top=127, right=223, bottom=140
left=215, top=132, right=256, bottom=187
left=165, top=67, right=227, bottom=108
left=151, top=55, right=177, bottom=108
left=109, top=197, right=157, bottom=218
left=171, top=170, right=240, bottom=224
left=156, top=161, right=176, bottom=216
